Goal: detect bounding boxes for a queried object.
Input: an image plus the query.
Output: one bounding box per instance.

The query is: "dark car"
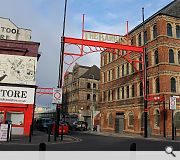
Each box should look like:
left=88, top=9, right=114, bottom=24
left=36, top=118, right=53, bottom=132
left=73, top=121, right=88, bottom=131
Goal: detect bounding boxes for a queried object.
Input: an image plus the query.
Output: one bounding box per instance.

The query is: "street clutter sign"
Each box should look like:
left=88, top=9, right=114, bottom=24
left=0, top=86, right=35, bottom=104
left=0, top=124, right=9, bottom=141
left=170, top=97, right=176, bottom=110
left=52, top=88, right=62, bottom=104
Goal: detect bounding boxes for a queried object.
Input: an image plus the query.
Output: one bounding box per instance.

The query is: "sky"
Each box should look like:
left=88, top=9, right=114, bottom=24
left=0, top=0, right=173, bottom=106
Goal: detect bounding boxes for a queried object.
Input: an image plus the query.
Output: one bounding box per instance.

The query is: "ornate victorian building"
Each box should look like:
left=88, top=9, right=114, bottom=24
left=100, top=0, right=180, bottom=137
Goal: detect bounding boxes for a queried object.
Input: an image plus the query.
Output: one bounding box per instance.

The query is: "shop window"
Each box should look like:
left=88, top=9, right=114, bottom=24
left=6, top=112, right=24, bottom=125
left=129, top=112, right=134, bottom=126
left=87, top=83, right=91, bottom=89
left=87, top=94, right=91, bottom=100
left=169, top=49, right=175, bottom=63
left=167, top=23, right=173, bottom=37
left=154, top=110, right=160, bottom=127
left=156, top=78, right=160, bottom=93
left=0, top=112, right=4, bottom=123
left=176, top=25, right=180, bottom=38
left=171, top=77, right=176, bottom=92
left=174, top=112, right=180, bottom=129
left=153, top=25, right=157, bottom=39
left=154, top=50, right=159, bottom=65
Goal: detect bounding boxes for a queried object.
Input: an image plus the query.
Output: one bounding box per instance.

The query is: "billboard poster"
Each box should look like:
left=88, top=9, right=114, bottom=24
left=0, top=54, right=37, bottom=85
left=0, top=86, right=35, bottom=104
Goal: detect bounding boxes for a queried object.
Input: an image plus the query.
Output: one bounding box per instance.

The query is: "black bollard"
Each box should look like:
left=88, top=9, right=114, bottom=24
left=39, top=142, right=46, bottom=151
left=48, top=125, right=51, bottom=142
left=130, top=143, right=136, bottom=151
left=61, top=125, right=64, bottom=141
left=29, top=125, right=32, bottom=143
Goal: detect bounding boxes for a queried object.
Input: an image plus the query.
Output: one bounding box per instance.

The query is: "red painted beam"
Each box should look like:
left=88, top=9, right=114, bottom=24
left=64, top=37, right=144, bottom=53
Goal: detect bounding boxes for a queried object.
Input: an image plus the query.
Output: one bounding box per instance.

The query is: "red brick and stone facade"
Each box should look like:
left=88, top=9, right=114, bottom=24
left=100, top=1, right=180, bottom=137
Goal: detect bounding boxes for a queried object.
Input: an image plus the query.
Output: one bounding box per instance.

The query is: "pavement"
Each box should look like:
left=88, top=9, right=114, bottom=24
left=84, top=130, right=180, bottom=142
left=0, top=130, right=81, bottom=145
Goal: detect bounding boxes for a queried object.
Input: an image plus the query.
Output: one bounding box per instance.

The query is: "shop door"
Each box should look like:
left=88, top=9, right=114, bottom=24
left=115, top=113, right=124, bottom=133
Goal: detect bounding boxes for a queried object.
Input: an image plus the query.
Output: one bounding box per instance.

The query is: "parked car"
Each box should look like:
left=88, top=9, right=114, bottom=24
left=73, top=121, right=88, bottom=131
left=36, top=118, right=53, bottom=132
left=51, top=121, right=69, bottom=134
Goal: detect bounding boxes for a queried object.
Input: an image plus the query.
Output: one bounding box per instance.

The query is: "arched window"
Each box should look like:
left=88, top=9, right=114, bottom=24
left=122, top=87, right=124, bottom=99
left=128, top=112, right=134, bottom=126
left=87, top=83, right=91, bottom=89
left=108, top=113, right=113, bottom=126
left=156, top=78, right=160, bottom=93
left=93, top=83, right=96, bottom=89
left=93, top=94, right=96, bottom=101
left=154, top=110, right=160, bottom=127
left=126, top=63, right=129, bottom=75
left=167, top=23, right=173, bottom=37
left=169, top=49, right=175, bottom=63
left=108, top=90, right=110, bottom=101
left=153, top=25, right=157, bottom=39
left=138, top=33, right=142, bottom=46
left=171, top=77, right=176, bottom=92
left=144, top=31, right=147, bottom=44
left=140, top=82, right=143, bottom=96
left=154, top=50, right=159, bottom=65
left=174, top=112, right=180, bottom=129
left=117, top=88, right=120, bottom=99
left=122, top=64, right=124, bottom=76
left=87, top=94, right=90, bottom=100
left=176, top=25, right=180, bottom=38
left=108, top=52, right=111, bottom=63
left=178, top=51, right=180, bottom=64
left=132, top=84, right=135, bottom=97
left=126, top=86, right=129, bottom=98
left=139, top=57, right=142, bottom=70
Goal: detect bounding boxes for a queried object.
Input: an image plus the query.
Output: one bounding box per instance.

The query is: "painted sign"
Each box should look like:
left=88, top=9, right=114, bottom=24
left=84, top=31, right=128, bottom=44
left=52, top=88, right=62, bottom=104
left=170, top=97, right=176, bottom=110
left=0, top=17, right=31, bottom=41
left=0, top=54, right=37, bottom=85
left=0, top=86, right=35, bottom=104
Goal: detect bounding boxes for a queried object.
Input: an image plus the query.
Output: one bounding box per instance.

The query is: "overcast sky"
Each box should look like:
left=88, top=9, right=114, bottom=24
left=0, top=0, right=172, bottom=106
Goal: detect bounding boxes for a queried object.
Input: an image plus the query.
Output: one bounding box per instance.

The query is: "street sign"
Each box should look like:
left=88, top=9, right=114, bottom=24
left=170, top=97, right=176, bottom=110
left=52, top=88, right=62, bottom=104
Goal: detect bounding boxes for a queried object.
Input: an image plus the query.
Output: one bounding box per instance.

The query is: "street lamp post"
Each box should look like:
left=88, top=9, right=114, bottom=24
left=89, top=74, right=94, bottom=131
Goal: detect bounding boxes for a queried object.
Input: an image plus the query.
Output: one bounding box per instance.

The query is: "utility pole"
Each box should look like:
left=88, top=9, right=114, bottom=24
left=142, top=7, right=148, bottom=138
left=89, top=74, right=94, bottom=131
left=54, top=0, right=67, bottom=141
